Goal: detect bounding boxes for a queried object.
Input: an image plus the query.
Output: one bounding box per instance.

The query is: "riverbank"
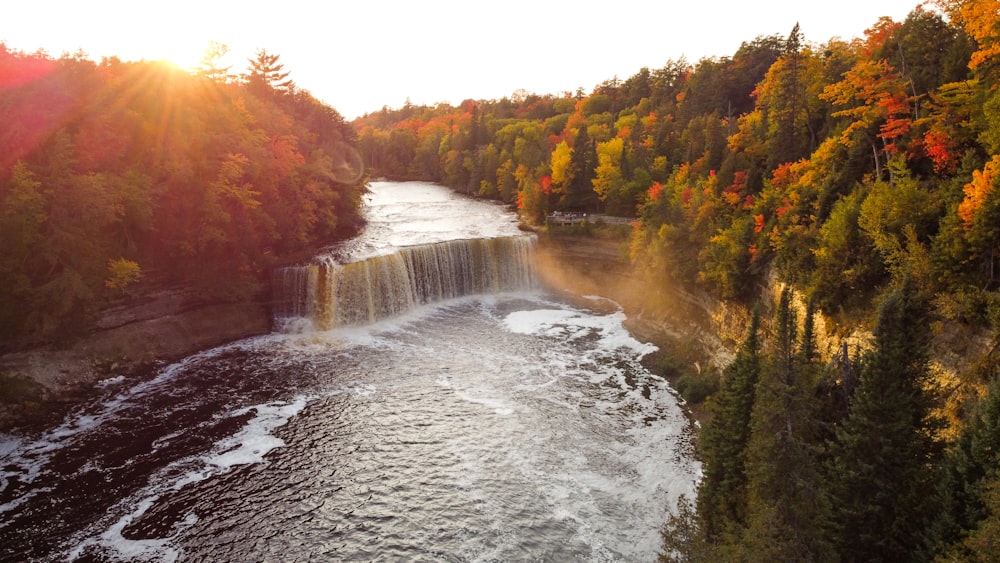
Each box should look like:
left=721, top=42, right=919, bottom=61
left=0, top=281, right=273, bottom=430
left=0, top=225, right=727, bottom=432
left=533, top=224, right=735, bottom=422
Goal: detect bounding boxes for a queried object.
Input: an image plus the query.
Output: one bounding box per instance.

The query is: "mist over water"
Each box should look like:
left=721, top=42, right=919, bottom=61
left=0, top=182, right=699, bottom=561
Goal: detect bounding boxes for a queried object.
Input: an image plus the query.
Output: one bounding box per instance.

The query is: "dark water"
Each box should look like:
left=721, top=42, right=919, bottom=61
left=0, top=182, right=699, bottom=561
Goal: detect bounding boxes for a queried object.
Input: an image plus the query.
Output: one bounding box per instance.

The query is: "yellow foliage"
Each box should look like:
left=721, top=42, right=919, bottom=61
left=105, top=258, right=142, bottom=294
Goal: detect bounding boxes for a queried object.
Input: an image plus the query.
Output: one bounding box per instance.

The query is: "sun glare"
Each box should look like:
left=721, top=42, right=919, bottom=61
left=154, top=44, right=205, bottom=73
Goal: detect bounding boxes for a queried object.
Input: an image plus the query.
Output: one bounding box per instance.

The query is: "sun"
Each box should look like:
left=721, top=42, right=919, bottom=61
left=150, top=42, right=207, bottom=73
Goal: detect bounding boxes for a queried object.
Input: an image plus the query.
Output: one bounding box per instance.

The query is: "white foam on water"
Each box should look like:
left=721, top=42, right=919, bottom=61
left=0, top=336, right=282, bottom=520
left=457, top=393, right=514, bottom=416
left=66, top=395, right=311, bottom=561
left=502, top=306, right=658, bottom=360
left=97, top=375, right=126, bottom=387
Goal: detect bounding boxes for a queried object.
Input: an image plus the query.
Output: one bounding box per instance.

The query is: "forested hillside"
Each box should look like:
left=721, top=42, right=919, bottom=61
left=354, top=1, right=1000, bottom=559
left=0, top=44, right=367, bottom=349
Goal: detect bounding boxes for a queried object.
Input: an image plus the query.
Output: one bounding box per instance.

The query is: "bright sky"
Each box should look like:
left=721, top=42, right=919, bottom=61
left=5, top=0, right=924, bottom=120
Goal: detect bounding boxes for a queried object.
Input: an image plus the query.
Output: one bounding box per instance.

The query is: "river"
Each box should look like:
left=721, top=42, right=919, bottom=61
left=0, top=181, right=699, bottom=562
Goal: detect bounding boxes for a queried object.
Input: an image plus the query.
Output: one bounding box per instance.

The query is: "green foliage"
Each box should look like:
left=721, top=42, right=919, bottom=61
left=826, top=281, right=943, bottom=561
left=0, top=374, right=43, bottom=404
left=696, top=310, right=761, bottom=540
left=926, top=367, right=1000, bottom=557
left=810, top=191, right=883, bottom=314
left=743, top=289, right=832, bottom=560
left=675, top=371, right=718, bottom=404
left=349, top=13, right=1000, bottom=558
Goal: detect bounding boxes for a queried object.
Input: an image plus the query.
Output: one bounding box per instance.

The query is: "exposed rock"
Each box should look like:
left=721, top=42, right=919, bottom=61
left=0, top=284, right=272, bottom=430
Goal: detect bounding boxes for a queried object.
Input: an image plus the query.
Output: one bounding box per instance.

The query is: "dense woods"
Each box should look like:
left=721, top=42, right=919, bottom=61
left=4, top=0, right=1000, bottom=558
left=0, top=44, right=367, bottom=349
left=353, top=1, right=1000, bottom=559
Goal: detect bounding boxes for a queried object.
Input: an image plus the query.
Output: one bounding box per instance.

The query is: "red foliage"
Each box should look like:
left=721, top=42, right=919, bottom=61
left=923, top=127, right=958, bottom=173
left=648, top=181, right=665, bottom=201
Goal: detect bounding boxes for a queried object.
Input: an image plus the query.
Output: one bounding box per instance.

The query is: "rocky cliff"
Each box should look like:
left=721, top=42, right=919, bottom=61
left=0, top=281, right=273, bottom=429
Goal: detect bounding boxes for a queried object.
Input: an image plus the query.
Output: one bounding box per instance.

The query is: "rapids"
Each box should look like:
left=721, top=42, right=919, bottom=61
left=0, top=181, right=699, bottom=561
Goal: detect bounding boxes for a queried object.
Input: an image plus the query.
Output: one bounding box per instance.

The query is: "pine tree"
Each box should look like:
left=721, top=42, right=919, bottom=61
left=827, top=280, right=943, bottom=561
left=245, top=48, right=293, bottom=96
left=742, top=287, right=833, bottom=561
left=926, top=371, right=1000, bottom=558
left=564, top=126, right=597, bottom=211
left=696, top=308, right=762, bottom=541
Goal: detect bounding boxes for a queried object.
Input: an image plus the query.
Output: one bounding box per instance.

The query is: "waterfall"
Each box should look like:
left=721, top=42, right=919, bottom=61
left=274, top=235, right=537, bottom=330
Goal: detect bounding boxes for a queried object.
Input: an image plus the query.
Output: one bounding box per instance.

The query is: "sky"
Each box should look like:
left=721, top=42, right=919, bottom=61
left=5, top=0, right=925, bottom=120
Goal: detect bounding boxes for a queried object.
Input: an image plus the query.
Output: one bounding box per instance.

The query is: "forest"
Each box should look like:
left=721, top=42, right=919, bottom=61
left=352, top=0, right=1000, bottom=560
left=0, top=43, right=367, bottom=349
left=3, top=0, right=1000, bottom=559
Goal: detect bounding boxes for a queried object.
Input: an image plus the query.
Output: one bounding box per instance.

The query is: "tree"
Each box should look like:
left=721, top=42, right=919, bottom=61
left=197, top=41, right=233, bottom=82
left=697, top=309, right=762, bottom=541
left=927, top=371, right=1000, bottom=557
left=826, top=280, right=943, bottom=561
left=104, top=258, right=142, bottom=295
left=549, top=140, right=573, bottom=198
left=742, top=288, right=833, bottom=561
left=592, top=137, right=626, bottom=208
left=956, top=155, right=1000, bottom=285
left=565, top=126, right=597, bottom=210
left=821, top=57, right=914, bottom=182
left=245, top=48, right=293, bottom=95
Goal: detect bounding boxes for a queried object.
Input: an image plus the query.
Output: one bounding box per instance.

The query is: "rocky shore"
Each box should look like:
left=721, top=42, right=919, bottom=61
left=0, top=283, right=273, bottom=430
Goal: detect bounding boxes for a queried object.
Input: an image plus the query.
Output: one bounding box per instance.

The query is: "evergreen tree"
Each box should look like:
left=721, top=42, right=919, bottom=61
left=246, top=48, right=293, bottom=96
left=925, top=370, right=1000, bottom=557
left=696, top=308, right=762, bottom=541
left=827, top=280, right=943, bottom=561
left=196, top=41, right=233, bottom=83
left=564, top=126, right=597, bottom=211
left=743, top=287, right=833, bottom=560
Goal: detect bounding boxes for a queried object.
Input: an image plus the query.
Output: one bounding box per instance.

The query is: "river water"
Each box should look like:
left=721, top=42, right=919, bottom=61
left=0, top=182, right=699, bottom=562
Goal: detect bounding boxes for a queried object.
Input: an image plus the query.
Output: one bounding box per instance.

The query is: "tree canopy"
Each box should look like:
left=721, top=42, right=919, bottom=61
left=0, top=43, right=366, bottom=347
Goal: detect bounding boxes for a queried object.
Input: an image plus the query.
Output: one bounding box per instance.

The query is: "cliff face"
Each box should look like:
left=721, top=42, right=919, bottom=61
left=0, top=282, right=272, bottom=429
left=534, top=230, right=993, bottom=405
left=534, top=231, right=735, bottom=368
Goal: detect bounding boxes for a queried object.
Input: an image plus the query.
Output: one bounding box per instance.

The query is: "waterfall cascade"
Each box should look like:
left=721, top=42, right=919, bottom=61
left=274, top=235, right=537, bottom=329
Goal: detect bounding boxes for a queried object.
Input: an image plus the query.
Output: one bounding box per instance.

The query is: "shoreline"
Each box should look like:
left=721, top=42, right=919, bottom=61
left=0, top=229, right=723, bottom=432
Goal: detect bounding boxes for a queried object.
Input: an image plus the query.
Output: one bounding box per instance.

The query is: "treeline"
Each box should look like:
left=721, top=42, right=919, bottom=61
left=0, top=44, right=367, bottom=348
left=354, top=2, right=998, bottom=321
left=353, top=0, right=1000, bottom=558
left=665, top=283, right=999, bottom=560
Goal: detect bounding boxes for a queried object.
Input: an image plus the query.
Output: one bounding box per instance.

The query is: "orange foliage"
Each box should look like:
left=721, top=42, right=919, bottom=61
left=861, top=16, right=902, bottom=57
left=541, top=175, right=553, bottom=195
left=648, top=182, right=664, bottom=201
left=770, top=163, right=798, bottom=191
left=776, top=198, right=793, bottom=219
left=754, top=214, right=766, bottom=233
left=958, top=156, right=1000, bottom=228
